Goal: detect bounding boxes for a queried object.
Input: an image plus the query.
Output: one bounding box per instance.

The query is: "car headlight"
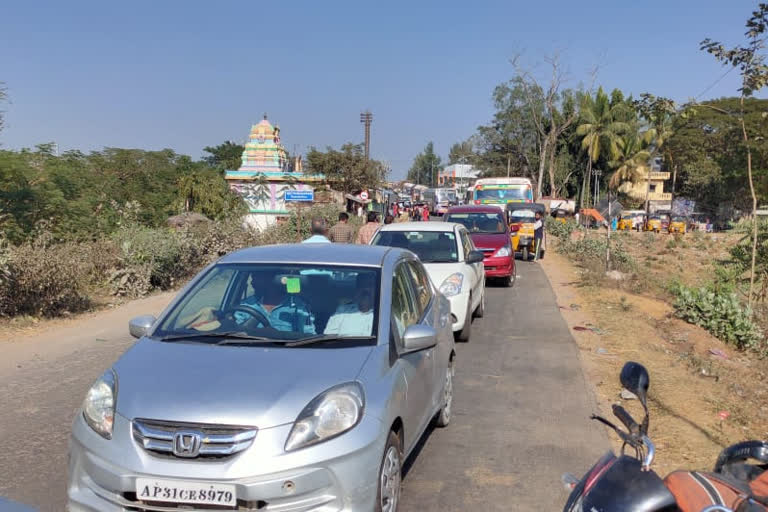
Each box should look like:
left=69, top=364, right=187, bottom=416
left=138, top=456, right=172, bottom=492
left=285, top=382, right=364, bottom=452
left=439, top=273, right=464, bottom=296
left=493, top=245, right=511, bottom=258
left=83, top=369, right=117, bottom=439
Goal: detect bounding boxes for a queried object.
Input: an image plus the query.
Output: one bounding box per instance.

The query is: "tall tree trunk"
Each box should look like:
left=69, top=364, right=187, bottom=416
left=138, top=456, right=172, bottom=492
left=547, top=138, right=557, bottom=198
left=536, top=140, right=548, bottom=200
left=606, top=187, right=611, bottom=270
left=581, top=157, right=592, bottom=209
left=670, top=159, right=677, bottom=211
left=740, top=96, right=758, bottom=310
left=643, top=153, right=653, bottom=227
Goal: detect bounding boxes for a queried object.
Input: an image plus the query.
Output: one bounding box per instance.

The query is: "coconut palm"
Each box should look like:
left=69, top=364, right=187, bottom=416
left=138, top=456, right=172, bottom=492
left=608, top=135, right=651, bottom=190
left=575, top=88, right=631, bottom=207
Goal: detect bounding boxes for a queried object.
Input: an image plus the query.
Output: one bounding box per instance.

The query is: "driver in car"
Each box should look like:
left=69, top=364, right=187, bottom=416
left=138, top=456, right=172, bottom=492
left=323, top=274, right=375, bottom=336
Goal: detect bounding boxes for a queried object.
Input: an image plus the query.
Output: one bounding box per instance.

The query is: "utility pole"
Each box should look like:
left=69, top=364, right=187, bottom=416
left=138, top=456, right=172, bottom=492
left=360, top=111, right=373, bottom=160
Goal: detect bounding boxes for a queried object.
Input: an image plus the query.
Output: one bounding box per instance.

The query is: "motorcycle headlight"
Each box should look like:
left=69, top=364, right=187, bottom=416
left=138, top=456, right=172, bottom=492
left=285, top=382, right=364, bottom=452
left=493, top=245, right=511, bottom=258
left=439, top=273, right=464, bottom=297
left=83, top=369, right=117, bottom=439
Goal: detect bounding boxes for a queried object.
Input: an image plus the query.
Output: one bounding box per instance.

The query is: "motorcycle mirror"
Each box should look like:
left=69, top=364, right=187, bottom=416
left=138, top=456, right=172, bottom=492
left=620, top=361, right=649, bottom=408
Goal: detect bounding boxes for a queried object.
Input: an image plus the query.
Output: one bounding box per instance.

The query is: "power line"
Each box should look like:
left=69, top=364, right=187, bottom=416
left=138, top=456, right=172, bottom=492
left=695, top=66, right=736, bottom=100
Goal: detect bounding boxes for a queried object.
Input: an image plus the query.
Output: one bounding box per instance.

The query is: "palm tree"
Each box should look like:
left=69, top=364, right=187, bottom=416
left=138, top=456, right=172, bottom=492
left=608, top=135, right=650, bottom=191
left=575, top=88, right=630, bottom=207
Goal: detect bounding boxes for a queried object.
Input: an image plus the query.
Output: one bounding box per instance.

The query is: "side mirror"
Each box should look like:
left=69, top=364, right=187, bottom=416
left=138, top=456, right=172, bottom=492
left=129, top=315, right=157, bottom=339
left=620, top=361, right=649, bottom=407
left=509, top=224, right=520, bottom=233
left=402, top=324, right=438, bottom=353
left=466, top=250, right=485, bottom=264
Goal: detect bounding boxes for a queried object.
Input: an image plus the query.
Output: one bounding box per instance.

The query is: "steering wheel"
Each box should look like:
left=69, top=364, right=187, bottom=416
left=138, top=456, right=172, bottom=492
left=229, top=304, right=271, bottom=328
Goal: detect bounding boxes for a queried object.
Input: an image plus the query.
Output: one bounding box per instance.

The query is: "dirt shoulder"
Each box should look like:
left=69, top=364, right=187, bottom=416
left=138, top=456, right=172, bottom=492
left=539, top=245, right=768, bottom=476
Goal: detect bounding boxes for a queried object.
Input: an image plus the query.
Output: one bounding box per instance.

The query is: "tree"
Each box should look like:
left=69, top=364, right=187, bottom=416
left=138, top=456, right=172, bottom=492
left=177, top=166, right=246, bottom=219
left=513, top=55, right=583, bottom=199
left=0, top=82, right=6, bottom=136
left=407, top=142, right=442, bottom=186
left=608, top=135, right=650, bottom=190
left=701, top=2, right=768, bottom=308
left=448, top=140, right=475, bottom=165
left=576, top=87, right=629, bottom=207
left=305, top=143, right=387, bottom=194
left=202, top=141, right=244, bottom=171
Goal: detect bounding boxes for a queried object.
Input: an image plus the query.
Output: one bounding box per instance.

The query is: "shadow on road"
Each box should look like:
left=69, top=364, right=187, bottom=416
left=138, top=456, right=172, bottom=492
left=402, top=421, right=437, bottom=479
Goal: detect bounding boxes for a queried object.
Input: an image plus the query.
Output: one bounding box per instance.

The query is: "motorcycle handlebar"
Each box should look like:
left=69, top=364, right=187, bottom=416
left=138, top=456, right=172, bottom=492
left=612, top=404, right=640, bottom=435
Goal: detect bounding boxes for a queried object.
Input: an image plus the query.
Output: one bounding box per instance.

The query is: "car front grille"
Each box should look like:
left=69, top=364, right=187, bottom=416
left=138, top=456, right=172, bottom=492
left=132, top=418, right=257, bottom=460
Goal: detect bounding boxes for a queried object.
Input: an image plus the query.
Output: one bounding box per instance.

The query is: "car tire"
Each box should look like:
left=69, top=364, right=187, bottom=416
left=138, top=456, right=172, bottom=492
left=522, top=247, right=529, bottom=261
left=502, top=273, right=514, bottom=287
left=435, top=361, right=454, bottom=428
left=456, top=298, right=472, bottom=342
left=474, top=291, right=485, bottom=318
left=376, top=431, right=403, bottom=512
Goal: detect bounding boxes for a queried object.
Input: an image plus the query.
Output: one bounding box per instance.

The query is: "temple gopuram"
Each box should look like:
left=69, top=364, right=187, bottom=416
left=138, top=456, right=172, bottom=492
left=225, top=115, right=322, bottom=229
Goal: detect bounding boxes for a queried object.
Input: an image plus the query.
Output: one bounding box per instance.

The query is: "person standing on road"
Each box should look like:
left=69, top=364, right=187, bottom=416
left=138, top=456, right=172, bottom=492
left=533, top=211, right=544, bottom=261
left=355, top=211, right=380, bottom=245
left=328, top=212, right=355, bottom=243
left=421, top=205, right=429, bottom=222
left=302, top=217, right=331, bottom=243
left=384, top=214, right=394, bottom=225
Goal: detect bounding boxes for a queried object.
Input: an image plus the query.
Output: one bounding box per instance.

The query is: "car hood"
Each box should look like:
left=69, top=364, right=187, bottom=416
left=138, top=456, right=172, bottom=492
left=114, top=339, right=374, bottom=428
left=468, top=232, right=509, bottom=250
left=423, top=262, right=468, bottom=291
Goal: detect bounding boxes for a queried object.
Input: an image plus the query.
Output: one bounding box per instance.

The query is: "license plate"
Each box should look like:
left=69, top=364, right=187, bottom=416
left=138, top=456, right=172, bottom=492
left=135, top=478, right=236, bottom=507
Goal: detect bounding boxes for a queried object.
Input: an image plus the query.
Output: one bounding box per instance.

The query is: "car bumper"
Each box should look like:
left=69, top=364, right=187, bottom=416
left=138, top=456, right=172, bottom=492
left=68, top=411, right=387, bottom=512
left=483, top=255, right=513, bottom=277
left=446, top=291, right=471, bottom=332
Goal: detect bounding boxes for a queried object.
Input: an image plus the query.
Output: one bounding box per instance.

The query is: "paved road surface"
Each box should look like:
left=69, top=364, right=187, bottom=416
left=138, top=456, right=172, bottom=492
left=0, top=260, right=605, bottom=511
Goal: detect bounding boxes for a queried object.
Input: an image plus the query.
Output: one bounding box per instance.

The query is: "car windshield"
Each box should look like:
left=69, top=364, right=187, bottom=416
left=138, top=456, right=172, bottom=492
left=372, top=230, right=459, bottom=263
left=476, top=187, right=530, bottom=201
left=508, top=209, right=536, bottom=224
left=672, top=216, right=686, bottom=222
left=153, top=264, right=380, bottom=343
left=445, top=212, right=506, bottom=234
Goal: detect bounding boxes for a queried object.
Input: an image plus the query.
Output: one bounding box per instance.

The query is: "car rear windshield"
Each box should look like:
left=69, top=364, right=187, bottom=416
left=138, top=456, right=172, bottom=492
left=372, top=230, right=459, bottom=263
left=154, top=264, right=380, bottom=342
left=445, top=212, right=506, bottom=234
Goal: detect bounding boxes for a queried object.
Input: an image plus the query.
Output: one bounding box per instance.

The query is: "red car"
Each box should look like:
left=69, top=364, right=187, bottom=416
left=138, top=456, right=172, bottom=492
left=444, top=205, right=516, bottom=287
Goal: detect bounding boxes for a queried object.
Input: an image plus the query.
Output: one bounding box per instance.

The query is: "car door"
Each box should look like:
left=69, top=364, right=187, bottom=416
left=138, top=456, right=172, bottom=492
left=391, top=260, right=437, bottom=450
left=458, top=227, right=484, bottom=310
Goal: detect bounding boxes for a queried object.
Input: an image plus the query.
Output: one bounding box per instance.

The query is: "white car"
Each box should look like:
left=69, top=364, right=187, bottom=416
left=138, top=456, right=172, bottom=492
left=372, top=222, right=485, bottom=342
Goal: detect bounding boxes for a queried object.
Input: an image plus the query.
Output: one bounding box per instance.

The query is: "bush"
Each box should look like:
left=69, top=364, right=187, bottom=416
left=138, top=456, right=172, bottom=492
left=559, top=236, right=635, bottom=273
left=111, top=226, right=203, bottom=296
left=671, top=284, right=764, bottom=352
left=0, top=237, right=92, bottom=317
left=545, top=217, right=578, bottom=240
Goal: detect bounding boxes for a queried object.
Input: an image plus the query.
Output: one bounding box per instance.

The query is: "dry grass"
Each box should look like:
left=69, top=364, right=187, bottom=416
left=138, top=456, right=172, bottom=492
left=542, top=237, right=768, bottom=476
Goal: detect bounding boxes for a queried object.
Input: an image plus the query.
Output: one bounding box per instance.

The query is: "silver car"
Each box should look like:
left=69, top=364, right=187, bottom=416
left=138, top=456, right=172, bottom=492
left=68, top=244, right=455, bottom=512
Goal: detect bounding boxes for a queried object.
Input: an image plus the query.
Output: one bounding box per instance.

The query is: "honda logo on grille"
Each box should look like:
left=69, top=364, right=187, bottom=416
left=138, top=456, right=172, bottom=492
left=172, top=431, right=202, bottom=458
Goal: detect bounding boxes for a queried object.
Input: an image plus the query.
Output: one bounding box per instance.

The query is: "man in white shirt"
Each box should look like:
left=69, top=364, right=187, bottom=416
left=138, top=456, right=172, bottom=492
left=302, top=217, right=331, bottom=243
left=324, top=275, right=375, bottom=336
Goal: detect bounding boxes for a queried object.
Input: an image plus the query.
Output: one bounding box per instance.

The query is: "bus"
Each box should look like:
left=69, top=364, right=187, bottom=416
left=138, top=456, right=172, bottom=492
left=470, top=178, right=534, bottom=208
left=423, top=188, right=459, bottom=215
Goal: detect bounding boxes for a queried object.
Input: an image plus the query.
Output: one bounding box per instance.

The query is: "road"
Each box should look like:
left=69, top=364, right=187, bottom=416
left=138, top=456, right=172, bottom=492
left=0, top=259, right=605, bottom=511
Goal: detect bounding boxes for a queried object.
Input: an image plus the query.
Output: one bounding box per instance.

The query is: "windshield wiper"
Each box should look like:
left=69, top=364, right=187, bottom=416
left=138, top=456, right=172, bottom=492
left=156, top=331, right=280, bottom=344
left=285, top=334, right=376, bottom=347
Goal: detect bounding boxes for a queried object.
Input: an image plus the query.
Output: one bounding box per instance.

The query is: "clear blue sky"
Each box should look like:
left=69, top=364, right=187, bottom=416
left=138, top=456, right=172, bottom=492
left=0, top=0, right=759, bottom=179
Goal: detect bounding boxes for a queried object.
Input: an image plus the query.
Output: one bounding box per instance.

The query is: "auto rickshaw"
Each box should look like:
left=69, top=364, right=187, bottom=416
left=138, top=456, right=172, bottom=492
left=644, top=215, right=663, bottom=233
left=668, top=215, right=687, bottom=234
left=507, top=203, right=546, bottom=261
left=617, top=213, right=635, bottom=231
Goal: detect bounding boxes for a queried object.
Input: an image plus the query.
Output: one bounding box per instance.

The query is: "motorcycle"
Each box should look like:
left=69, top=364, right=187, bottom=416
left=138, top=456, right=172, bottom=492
left=562, top=361, right=768, bottom=512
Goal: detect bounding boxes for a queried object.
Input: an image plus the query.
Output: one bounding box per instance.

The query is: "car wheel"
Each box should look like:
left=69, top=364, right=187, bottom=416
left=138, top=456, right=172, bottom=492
left=474, top=291, right=485, bottom=318
left=376, top=431, right=403, bottom=512
left=435, top=361, right=454, bottom=428
left=522, top=246, right=529, bottom=261
left=456, top=298, right=472, bottom=342
left=502, top=273, right=514, bottom=287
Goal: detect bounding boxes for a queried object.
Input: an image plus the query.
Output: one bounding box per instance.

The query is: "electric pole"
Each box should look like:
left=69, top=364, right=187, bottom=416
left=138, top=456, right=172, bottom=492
left=360, top=111, right=373, bottom=160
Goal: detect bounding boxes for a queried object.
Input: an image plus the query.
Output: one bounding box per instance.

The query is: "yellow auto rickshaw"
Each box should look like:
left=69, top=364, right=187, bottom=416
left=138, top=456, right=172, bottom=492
left=644, top=215, right=663, bottom=233
left=617, top=213, right=635, bottom=231
left=507, top=203, right=546, bottom=261
left=668, top=215, right=687, bottom=234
